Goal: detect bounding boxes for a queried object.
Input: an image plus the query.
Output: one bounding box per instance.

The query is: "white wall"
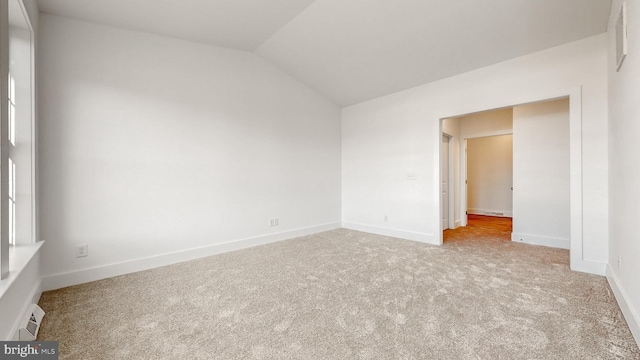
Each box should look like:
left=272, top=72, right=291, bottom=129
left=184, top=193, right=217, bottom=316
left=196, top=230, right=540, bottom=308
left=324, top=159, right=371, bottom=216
left=459, top=108, right=513, bottom=139
left=38, top=15, right=342, bottom=290
left=467, top=135, right=513, bottom=217
left=607, top=0, right=640, bottom=344
left=342, top=34, right=608, bottom=274
left=512, top=99, right=570, bottom=249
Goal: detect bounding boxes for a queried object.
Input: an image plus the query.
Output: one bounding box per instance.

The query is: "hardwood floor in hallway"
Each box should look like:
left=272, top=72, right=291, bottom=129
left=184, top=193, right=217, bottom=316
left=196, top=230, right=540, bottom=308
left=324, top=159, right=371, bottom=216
left=466, top=214, right=512, bottom=232
left=443, top=214, right=513, bottom=243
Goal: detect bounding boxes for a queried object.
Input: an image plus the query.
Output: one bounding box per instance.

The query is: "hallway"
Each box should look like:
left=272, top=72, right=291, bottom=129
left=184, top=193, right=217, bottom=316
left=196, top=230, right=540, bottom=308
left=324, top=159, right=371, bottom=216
left=444, top=214, right=513, bottom=243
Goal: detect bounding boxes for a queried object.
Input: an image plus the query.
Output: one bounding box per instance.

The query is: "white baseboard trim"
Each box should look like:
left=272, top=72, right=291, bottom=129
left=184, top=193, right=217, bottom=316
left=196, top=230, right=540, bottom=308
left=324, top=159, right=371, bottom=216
left=10, top=279, right=42, bottom=341
left=454, top=220, right=461, bottom=229
left=342, top=222, right=437, bottom=245
left=570, top=258, right=607, bottom=276
left=468, top=208, right=513, bottom=218
left=607, top=265, right=640, bottom=346
left=511, top=232, right=570, bottom=249
left=42, top=222, right=341, bottom=292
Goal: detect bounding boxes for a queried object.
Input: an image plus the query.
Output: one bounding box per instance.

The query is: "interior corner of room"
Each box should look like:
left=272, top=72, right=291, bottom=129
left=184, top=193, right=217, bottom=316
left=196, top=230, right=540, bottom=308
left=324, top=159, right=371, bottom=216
left=0, top=0, right=638, bottom=354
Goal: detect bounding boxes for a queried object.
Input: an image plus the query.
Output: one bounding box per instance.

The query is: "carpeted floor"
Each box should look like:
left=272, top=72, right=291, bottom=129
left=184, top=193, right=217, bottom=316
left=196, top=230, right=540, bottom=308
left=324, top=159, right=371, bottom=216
left=38, top=219, right=640, bottom=359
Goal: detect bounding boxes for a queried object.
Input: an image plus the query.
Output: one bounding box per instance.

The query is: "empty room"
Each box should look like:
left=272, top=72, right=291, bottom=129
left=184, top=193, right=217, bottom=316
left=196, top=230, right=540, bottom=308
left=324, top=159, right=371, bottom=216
left=1, top=0, right=639, bottom=358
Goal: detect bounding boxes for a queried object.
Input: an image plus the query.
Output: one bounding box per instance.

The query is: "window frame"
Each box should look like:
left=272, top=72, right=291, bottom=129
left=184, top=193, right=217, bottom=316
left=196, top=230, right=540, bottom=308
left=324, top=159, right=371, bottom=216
left=1, top=0, right=10, bottom=280
left=1, top=0, right=37, bottom=280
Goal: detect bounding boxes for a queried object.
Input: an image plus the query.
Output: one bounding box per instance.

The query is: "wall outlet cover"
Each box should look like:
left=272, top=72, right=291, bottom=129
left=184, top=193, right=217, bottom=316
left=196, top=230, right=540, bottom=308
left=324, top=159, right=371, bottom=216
left=76, top=244, right=88, bottom=258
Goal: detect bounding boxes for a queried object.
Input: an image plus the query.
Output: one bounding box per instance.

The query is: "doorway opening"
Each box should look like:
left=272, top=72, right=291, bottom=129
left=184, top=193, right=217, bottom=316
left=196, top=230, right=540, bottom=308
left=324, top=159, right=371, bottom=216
left=444, top=214, right=513, bottom=244
left=439, top=96, right=577, bottom=267
left=465, top=134, right=513, bottom=222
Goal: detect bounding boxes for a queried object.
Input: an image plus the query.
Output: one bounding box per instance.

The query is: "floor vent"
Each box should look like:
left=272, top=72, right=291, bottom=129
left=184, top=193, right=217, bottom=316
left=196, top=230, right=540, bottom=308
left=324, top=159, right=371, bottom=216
left=485, top=211, right=504, bottom=216
left=19, top=304, right=45, bottom=340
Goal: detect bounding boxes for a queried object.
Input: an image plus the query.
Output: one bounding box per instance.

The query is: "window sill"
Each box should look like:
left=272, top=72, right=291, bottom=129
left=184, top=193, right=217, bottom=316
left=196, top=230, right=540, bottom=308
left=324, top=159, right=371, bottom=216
left=0, top=241, right=44, bottom=300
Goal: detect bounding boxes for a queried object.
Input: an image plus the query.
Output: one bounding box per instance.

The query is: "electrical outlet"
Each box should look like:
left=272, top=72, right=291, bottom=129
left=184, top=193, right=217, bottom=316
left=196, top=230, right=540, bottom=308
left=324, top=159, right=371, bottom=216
left=269, top=218, right=280, bottom=227
left=618, top=255, right=622, bottom=270
left=76, top=244, right=88, bottom=258
left=384, top=215, right=388, bottom=222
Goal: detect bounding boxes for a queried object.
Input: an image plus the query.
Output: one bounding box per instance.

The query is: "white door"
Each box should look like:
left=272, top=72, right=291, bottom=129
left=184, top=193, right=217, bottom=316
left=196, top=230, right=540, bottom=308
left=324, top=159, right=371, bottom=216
left=442, top=135, right=450, bottom=230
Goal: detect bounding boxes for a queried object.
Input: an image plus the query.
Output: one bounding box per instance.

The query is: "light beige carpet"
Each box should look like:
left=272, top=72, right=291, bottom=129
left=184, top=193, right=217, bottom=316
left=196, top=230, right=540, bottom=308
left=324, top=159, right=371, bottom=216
left=38, top=227, right=640, bottom=359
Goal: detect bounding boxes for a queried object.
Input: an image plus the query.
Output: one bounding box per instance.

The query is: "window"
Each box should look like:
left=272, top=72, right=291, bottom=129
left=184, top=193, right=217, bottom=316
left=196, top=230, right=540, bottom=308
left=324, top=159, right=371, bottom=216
left=8, top=158, right=15, bottom=246
left=1, top=0, right=37, bottom=281
left=8, top=74, right=16, bottom=246
left=8, top=73, right=15, bottom=146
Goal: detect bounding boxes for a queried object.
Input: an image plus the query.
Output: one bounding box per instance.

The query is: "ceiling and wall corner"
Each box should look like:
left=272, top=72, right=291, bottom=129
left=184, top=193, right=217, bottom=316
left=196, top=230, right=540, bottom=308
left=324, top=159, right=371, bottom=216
left=36, top=0, right=613, bottom=107
left=36, top=0, right=317, bottom=51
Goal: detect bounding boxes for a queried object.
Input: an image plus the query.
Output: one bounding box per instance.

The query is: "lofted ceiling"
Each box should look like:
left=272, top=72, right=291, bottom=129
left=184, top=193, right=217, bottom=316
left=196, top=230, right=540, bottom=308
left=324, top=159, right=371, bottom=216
left=37, top=0, right=613, bottom=107
left=36, top=0, right=317, bottom=51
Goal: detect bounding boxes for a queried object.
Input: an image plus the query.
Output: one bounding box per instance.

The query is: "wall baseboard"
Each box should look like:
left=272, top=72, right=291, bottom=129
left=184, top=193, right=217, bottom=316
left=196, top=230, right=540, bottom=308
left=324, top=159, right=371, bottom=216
left=467, top=208, right=513, bottom=218
left=607, top=265, right=640, bottom=347
left=511, top=232, right=570, bottom=249
left=570, top=258, right=606, bottom=276
left=454, top=220, right=461, bottom=229
left=341, top=221, right=437, bottom=245
left=42, top=223, right=341, bottom=292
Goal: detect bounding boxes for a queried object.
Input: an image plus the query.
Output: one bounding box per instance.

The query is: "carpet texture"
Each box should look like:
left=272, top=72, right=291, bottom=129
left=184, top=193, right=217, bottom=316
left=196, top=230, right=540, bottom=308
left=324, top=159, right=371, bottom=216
left=38, top=221, right=640, bottom=359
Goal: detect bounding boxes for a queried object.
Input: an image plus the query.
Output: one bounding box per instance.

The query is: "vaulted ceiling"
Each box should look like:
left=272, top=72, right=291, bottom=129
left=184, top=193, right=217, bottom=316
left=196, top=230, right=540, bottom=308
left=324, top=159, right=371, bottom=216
left=37, top=0, right=612, bottom=106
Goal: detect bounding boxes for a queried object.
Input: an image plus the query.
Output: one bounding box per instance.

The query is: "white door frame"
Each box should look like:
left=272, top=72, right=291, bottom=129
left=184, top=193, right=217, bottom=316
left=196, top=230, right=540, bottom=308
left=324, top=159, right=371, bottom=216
left=436, top=87, right=601, bottom=275
left=441, top=133, right=453, bottom=230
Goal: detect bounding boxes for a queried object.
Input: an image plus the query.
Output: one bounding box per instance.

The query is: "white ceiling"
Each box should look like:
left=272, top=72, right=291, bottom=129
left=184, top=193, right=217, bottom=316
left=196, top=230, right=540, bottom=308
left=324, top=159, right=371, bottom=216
left=36, top=0, right=612, bottom=107
left=36, top=0, right=317, bottom=50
